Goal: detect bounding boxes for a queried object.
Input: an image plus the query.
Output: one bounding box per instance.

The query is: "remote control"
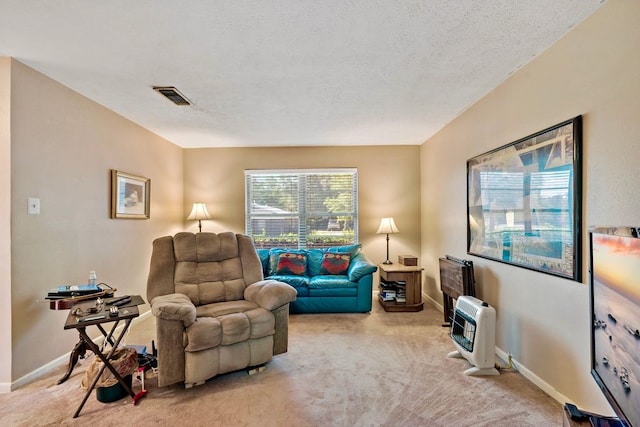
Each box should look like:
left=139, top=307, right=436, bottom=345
left=565, top=403, right=587, bottom=421
left=78, top=314, right=106, bottom=322
left=107, top=295, right=130, bottom=305
left=113, top=296, right=132, bottom=307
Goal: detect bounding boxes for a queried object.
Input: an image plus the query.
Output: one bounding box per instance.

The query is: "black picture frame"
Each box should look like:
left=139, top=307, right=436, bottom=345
left=466, top=116, right=582, bottom=281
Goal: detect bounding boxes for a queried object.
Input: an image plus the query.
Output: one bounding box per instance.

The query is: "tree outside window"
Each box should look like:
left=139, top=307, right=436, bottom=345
left=245, top=169, right=358, bottom=249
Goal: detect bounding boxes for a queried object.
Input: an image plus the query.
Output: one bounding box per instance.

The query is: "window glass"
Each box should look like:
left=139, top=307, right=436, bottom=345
left=245, top=169, right=358, bottom=249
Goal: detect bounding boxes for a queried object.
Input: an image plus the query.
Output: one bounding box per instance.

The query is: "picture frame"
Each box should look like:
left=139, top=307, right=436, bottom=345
left=467, top=116, right=582, bottom=281
left=110, top=170, right=150, bottom=219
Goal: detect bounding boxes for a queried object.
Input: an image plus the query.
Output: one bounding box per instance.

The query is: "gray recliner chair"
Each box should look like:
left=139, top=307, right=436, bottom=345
left=147, top=232, right=297, bottom=388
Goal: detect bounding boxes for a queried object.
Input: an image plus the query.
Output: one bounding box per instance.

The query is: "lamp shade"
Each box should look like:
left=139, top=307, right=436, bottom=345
left=187, top=203, right=211, bottom=221
left=376, top=217, right=399, bottom=234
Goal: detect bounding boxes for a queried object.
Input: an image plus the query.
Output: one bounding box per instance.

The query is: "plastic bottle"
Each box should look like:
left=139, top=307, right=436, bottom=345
left=89, top=270, right=97, bottom=286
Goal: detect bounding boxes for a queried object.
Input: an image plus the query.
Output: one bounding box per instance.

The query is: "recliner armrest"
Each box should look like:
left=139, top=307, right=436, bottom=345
left=245, top=279, right=297, bottom=311
left=150, top=293, right=197, bottom=327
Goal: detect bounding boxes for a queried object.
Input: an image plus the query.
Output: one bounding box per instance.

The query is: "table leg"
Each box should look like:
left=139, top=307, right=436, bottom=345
left=57, top=332, right=92, bottom=385
left=72, top=320, right=135, bottom=418
left=98, top=321, right=118, bottom=349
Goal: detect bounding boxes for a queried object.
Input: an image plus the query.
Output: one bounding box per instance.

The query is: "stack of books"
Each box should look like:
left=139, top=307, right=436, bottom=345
left=46, top=284, right=102, bottom=300
left=394, top=281, right=406, bottom=304
left=379, top=279, right=396, bottom=301
left=379, top=279, right=406, bottom=304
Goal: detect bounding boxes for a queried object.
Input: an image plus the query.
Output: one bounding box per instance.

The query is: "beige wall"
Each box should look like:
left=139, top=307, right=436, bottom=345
left=183, top=146, right=421, bottom=266
left=7, top=59, right=184, bottom=383
left=0, top=58, right=11, bottom=388
left=420, top=0, right=639, bottom=415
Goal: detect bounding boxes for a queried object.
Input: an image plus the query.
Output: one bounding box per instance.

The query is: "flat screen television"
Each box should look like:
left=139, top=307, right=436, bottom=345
left=589, top=227, right=640, bottom=427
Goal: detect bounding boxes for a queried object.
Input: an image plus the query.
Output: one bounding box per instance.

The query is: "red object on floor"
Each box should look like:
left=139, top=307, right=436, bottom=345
left=133, top=367, right=147, bottom=405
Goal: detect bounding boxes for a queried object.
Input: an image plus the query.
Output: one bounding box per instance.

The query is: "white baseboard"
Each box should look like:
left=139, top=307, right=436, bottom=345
left=8, top=351, right=73, bottom=391
left=424, top=293, right=443, bottom=312
left=2, top=309, right=152, bottom=393
left=425, top=291, right=570, bottom=405
left=494, top=346, right=570, bottom=404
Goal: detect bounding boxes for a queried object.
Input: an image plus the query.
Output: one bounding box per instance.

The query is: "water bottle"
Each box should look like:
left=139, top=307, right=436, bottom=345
left=89, top=270, right=97, bottom=286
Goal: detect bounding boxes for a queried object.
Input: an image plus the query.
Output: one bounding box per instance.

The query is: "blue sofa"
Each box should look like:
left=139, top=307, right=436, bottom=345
left=256, top=244, right=377, bottom=314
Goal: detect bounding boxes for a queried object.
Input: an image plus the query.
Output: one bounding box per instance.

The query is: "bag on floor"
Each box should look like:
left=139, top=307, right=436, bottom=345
left=81, top=347, right=139, bottom=390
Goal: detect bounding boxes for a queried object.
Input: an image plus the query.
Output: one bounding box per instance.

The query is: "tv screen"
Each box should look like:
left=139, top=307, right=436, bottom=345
left=590, top=227, right=640, bottom=427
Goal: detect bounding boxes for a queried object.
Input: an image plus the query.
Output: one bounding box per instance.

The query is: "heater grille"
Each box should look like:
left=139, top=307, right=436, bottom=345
left=451, top=308, right=476, bottom=352
left=447, top=295, right=499, bottom=376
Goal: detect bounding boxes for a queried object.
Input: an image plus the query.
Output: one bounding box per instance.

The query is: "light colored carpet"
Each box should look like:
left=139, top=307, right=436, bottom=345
left=0, top=300, right=562, bottom=426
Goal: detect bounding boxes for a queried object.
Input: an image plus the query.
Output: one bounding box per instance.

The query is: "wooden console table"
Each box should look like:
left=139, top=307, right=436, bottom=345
left=378, top=263, right=424, bottom=312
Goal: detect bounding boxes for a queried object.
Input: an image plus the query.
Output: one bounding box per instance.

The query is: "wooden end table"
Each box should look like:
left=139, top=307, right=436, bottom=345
left=378, top=263, right=424, bottom=312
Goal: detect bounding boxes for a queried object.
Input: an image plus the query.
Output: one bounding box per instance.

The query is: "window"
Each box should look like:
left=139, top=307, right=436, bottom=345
left=245, top=169, right=358, bottom=249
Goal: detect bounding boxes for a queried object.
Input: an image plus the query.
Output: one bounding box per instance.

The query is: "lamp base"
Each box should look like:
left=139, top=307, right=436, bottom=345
left=382, top=233, right=393, bottom=265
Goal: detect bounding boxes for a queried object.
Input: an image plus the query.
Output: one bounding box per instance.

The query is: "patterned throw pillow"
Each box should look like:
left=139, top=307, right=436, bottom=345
left=275, top=252, right=307, bottom=276
left=320, top=252, right=351, bottom=275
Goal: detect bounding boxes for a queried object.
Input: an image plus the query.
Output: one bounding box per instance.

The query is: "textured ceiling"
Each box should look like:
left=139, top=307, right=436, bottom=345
left=0, top=1, right=605, bottom=148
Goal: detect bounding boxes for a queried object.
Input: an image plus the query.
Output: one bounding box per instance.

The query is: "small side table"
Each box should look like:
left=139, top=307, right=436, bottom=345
left=64, top=300, right=140, bottom=418
left=48, top=290, right=117, bottom=384
left=378, top=263, right=424, bottom=312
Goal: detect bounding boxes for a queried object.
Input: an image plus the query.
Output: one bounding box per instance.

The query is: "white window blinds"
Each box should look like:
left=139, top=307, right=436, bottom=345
left=245, top=169, right=358, bottom=249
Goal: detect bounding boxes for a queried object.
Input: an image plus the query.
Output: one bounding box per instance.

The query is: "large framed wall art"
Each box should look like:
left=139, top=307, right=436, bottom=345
left=467, top=116, right=582, bottom=281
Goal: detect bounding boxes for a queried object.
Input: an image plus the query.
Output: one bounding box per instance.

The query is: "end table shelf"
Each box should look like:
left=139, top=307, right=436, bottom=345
left=378, top=263, right=424, bottom=312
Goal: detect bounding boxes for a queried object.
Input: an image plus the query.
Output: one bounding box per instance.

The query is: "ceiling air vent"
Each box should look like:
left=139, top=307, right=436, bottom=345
left=153, top=86, right=191, bottom=106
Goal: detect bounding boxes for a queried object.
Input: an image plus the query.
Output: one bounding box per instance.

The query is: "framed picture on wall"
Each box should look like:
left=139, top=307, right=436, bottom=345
left=466, top=116, right=582, bottom=281
left=110, top=170, right=150, bottom=219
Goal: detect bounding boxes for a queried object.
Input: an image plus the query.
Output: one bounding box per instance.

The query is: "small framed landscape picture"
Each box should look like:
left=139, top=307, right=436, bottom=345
left=110, top=170, right=150, bottom=219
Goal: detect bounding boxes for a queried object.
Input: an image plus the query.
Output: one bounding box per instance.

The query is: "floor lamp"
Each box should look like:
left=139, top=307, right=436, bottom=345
left=187, top=202, right=211, bottom=232
left=377, top=217, right=399, bottom=265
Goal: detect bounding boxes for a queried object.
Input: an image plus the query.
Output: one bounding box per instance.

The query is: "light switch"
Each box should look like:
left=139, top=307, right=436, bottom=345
left=28, top=197, right=40, bottom=214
